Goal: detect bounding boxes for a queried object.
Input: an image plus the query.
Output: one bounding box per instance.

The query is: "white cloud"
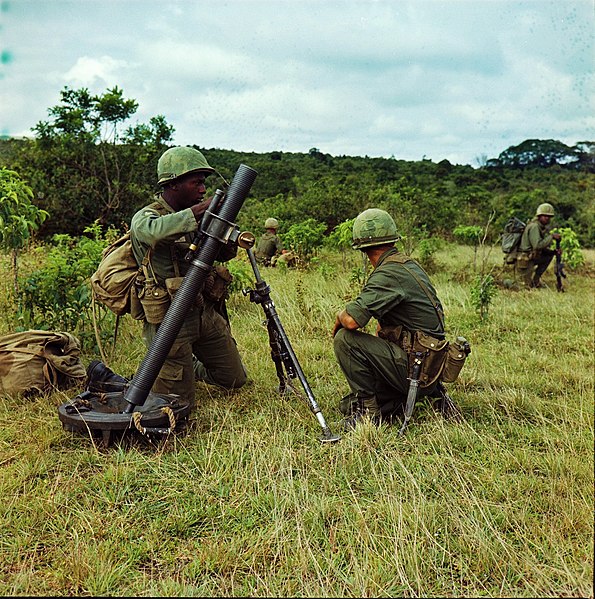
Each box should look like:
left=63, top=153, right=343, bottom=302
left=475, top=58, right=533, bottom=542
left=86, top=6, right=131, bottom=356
left=63, top=56, right=129, bottom=87
left=0, top=0, right=592, bottom=163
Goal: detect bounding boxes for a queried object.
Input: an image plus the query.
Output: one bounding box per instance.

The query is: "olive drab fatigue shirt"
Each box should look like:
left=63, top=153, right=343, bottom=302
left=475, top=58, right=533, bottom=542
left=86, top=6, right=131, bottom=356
left=255, top=231, right=283, bottom=262
left=130, top=195, right=235, bottom=283
left=130, top=195, right=198, bottom=284
left=519, top=217, right=554, bottom=255
left=345, top=247, right=444, bottom=338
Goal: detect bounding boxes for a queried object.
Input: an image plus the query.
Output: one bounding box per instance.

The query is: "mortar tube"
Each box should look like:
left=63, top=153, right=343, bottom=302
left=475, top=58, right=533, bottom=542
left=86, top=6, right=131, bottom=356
left=124, top=164, right=257, bottom=411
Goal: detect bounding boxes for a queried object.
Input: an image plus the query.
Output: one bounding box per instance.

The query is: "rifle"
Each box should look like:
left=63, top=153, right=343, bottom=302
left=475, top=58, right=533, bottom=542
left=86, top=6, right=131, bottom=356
left=238, top=231, right=341, bottom=443
left=554, top=237, right=566, bottom=292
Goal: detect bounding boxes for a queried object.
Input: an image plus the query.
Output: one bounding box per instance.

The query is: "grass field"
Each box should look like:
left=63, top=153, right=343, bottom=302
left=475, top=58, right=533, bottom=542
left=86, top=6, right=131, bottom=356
left=0, top=243, right=593, bottom=597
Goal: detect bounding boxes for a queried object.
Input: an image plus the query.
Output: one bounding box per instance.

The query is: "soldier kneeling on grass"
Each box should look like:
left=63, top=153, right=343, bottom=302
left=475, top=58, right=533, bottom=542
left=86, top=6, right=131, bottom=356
left=516, top=202, right=561, bottom=290
left=332, top=208, right=465, bottom=431
left=254, top=217, right=297, bottom=268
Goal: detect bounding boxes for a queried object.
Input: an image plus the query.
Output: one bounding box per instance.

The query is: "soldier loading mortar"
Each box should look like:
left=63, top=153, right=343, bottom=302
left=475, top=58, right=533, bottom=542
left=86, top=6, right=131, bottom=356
left=59, top=157, right=258, bottom=446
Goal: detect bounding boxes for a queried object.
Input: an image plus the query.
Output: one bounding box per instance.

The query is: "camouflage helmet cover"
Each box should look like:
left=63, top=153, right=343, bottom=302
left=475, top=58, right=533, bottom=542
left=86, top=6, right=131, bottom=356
left=536, top=202, right=555, bottom=217
left=352, top=208, right=399, bottom=250
left=157, top=146, right=215, bottom=186
left=264, top=217, right=279, bottom=229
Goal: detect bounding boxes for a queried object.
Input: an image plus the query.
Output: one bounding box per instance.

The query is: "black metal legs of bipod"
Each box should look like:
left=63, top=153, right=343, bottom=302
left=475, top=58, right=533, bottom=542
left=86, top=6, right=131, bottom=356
left=237, top=231, right=340, bottom=444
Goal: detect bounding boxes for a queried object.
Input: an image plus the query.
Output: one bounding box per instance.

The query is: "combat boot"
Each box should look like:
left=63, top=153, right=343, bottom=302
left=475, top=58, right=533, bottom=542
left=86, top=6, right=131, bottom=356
left=531, top=277, right=546, bottom=288
left=341, top=394, right=381, bottom=431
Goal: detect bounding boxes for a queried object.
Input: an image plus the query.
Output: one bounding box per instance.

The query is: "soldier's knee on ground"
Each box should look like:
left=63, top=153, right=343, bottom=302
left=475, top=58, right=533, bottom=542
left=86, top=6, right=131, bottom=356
left=333, top=327, right=351, bottom=356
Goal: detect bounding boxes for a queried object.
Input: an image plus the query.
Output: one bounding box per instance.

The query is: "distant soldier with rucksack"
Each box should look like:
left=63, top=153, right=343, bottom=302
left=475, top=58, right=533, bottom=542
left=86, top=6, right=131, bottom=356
left=516, top=203, right=561, bottom=289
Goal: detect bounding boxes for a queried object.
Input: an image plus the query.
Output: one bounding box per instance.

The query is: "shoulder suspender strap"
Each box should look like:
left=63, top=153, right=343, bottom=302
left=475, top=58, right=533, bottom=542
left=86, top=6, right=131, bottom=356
left=140, top=200, right=180, bottom=277
left=383, top=254, right=445, bottom=330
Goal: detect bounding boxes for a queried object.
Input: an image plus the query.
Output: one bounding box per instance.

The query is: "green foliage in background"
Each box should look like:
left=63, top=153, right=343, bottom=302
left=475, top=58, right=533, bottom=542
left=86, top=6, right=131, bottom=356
left=452, top=224, right=483, bottom=246
left=326, top=218, right=355, bottom=251
left=1, top=86, right=593, bottom=249
left=225, top=256, right=255, bottom=295
left=552, top=226, right=585, bottom=269
left=15, top=222, right=114, bottom=346
left=0, top=168, right=49, bottom=293
left=282, top=218, right=327, bottom=262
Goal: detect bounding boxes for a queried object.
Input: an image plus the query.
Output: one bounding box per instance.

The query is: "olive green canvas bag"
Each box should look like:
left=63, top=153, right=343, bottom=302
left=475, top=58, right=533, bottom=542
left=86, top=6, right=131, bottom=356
left=90, top=232, right=146, bottom=318
left=0, top=330, right=86, bottom=396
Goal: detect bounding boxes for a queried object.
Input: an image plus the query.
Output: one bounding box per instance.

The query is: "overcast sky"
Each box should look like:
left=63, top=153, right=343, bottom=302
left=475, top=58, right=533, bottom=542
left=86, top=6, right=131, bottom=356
left=1, top=0, right=593, bottom=166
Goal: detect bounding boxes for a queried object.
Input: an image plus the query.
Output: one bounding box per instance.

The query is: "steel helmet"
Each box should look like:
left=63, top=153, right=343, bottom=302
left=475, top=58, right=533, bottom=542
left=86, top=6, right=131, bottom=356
left=352, top=208, right=400, bottom=250
left=264, top=217, right=279, bottom=229
left=536, top=202, right=555, bottom=217
left=157, top=146, right=215, bottom=186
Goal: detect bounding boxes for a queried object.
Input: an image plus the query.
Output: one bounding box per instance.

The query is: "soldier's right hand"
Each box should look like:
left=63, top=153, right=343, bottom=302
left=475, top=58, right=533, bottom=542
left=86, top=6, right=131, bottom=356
left=191, top=197, right=212, bottom=221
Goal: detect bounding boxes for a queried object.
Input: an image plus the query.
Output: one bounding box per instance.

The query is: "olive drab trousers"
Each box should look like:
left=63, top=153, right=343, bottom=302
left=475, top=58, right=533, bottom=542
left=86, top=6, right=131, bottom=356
left=516, top=249, right=555, bottom=288
left=333, top=328, right=411, bottom=415
left=333, top=329, right=436, bottom=416
left=142, top=302, right=247, bottom=405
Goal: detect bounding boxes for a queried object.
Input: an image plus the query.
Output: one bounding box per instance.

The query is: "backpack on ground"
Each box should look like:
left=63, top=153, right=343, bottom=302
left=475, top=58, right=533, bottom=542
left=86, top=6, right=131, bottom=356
left=90, top=232, right=144, bottom=317
left=501, top=217, right=526, bottom=254
left=0, top=330, right=86, bottom=396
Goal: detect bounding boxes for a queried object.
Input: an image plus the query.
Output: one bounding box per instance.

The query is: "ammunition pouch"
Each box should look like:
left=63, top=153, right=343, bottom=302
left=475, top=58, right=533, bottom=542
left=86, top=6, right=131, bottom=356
left=407, top=330, right=449, bottom=388
left=378, top=325, right=467, bottom=388
left=504, top=250, right=517, bottom=265
left=164, top=276, right=184, bottom=298
left=203, top=265, right=233, bottom=303
left=164, top=276, right=205, bottom=311
left=529, top=249, right=541, bottom=261
left=159, top=265, right=233, bottom=319
left=517, top=253, right=531, bottom=268
left=138, top=280, right=170, bottom=324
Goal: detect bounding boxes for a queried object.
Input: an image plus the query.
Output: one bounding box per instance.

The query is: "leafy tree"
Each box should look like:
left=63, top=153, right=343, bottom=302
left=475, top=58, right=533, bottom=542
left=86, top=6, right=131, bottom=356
left=0, top=168, right=49, bottom=294
left=492, top=139, right=581, bottom=169
left=20, top=86, right=174, bottom=235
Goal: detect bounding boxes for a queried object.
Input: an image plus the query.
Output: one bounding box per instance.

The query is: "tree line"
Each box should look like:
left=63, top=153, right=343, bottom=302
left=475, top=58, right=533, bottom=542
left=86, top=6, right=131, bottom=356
left=1, top=86, right=593, bottom=247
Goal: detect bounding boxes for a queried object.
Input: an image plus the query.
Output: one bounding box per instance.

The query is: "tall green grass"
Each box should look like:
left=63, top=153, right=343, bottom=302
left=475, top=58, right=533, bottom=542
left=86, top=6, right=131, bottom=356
left=0, top=243, right=592, bottom=597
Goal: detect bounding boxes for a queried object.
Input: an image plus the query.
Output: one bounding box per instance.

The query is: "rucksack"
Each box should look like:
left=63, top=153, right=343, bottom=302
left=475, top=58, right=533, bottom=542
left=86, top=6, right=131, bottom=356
left=0, top=330, right=86, bottom=396
left=501, top=217, right=526, bottom=254
left=90, top=232, right=144, bottom=316
left=90, top=200, right=166, bottom=317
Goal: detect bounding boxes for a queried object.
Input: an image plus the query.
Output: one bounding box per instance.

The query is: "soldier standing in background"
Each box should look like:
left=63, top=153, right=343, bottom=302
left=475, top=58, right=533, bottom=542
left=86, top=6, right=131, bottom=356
left=517, top=202, right=561, bottom=289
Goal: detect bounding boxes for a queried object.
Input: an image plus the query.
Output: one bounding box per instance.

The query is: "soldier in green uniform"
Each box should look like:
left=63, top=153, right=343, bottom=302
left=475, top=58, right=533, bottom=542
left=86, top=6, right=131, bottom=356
left=517, top=202, right=561, bottom=289
left=254, top=218, right=284, bottom=266
left=333, top=208, right=446, bottom=429
left=254, top=218, right=297, bottom=267
left=130, top=146, right=247, bottom=405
